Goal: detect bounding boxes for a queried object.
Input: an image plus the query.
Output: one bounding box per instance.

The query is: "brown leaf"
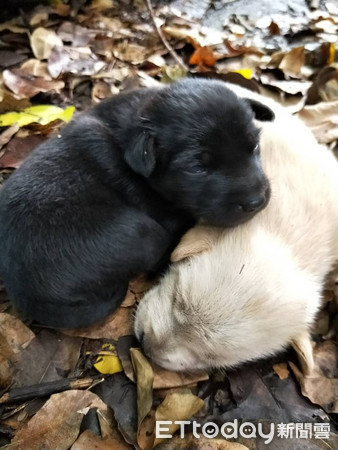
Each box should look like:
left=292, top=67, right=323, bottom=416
left=0, top=134, right=46, bottom=168
left=153, top=389, right=205, bottom=447
left=58, top=22, right=93, bottom=47
left=268, top=21, right=281, bottom=35
left=272, top=363, right=290, bottom=380
left=30, top=27, right=63, bottom=60
left=290, top=361, right=338, bottom=413
left=157, top=436, right=248, bottom=449
left=297, top=100, right=338, bottom=144
left=0, top=88, right=31, bottom=113
left=130, top=348, right=155, bottom=450
left=0, top=123, right=19, bottom=151
left=259, top=74, right=311, bottom=95
left=92, top=81, right=112, bottom=104
left=48, top=46, right=106, bottom=78
left=0, top=50, right=27, bottom=70
left=12, top=390, right=109, bottom=450
left=313, top=340, right=338, bottom=378
left=3, top=68, right=65, bottom=99
left=71, top=429, right=132, bottom=450
left=63, top=306, right=134, bottom=340
left=306, top=66, right=338, bottom=105
left=113, top=42, right=149, bottom=65
left=0, top=313, right=35, bottom=387
left=189, top=46, right=216, bottom=67
left=20, top=59, right=52, bottom=79
left=10, top=330, right=83, bottom=387
left=278, top=46, right=305, bottom=78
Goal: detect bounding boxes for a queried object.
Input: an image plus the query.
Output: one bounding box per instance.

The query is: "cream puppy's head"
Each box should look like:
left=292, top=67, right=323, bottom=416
left=134, top=228, right=320, bottom=372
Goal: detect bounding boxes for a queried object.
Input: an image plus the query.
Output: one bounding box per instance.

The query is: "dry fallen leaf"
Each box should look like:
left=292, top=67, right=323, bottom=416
left=0, top=313, right=35, bottom=386
left=297, top=100, right=338, bottom=144
left=189, top=46, right=216, bottom=67
left=30, top=27, right=63, bottom=60
left=57, top=22, right=93, bottom=47
left=11, top=390, right=109, bottom=449
left=0, top=123, right=19, bottom=150
left=272, top=363, right=290, bottom=380
left=154, top=389, right=205, bottom=447
left=157, top=436, right=249, bottom=449
left=71, top=429, right=132, bottom=450
left=62, top=306, right=134, bottom=340
left=48, top=46, right=106, bottom=78
left=279, top=46, right=305, bottom=78
left=130, top=348, right=155, bottom=450
left=3, top=68, right=65, bottom=99
left=0, top=134, right=46, bottom=168
left=290, top=361, right=338, bottom=413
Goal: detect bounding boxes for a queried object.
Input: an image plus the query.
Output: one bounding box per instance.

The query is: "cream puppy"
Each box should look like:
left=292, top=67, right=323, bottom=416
left=134, top=85, right=338, bottom=373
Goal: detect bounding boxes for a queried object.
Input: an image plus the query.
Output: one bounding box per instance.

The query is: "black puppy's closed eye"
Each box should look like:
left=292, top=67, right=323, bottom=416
left=125, top=130, right=156, bottom=177
left=245, top=98, right=275, bottom=122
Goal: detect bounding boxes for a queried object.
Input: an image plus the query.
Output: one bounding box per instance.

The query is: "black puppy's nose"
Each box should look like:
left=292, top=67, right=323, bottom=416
left=240, top=196, right=266, bottom=213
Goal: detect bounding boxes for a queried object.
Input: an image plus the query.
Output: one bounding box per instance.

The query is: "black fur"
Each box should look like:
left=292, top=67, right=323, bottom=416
left=0, top=79, right=273, bottom=328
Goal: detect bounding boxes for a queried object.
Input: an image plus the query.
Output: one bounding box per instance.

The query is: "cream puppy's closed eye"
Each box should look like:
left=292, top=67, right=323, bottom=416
left=134, top=84, right=338, bottom=373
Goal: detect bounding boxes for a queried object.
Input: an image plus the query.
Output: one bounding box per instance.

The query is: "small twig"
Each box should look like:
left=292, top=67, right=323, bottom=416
left=144, top=0, right=189, bottom=71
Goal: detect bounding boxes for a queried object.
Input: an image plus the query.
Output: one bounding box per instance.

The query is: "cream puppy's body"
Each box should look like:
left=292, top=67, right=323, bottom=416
left=134, top=85, right=338, bottom=372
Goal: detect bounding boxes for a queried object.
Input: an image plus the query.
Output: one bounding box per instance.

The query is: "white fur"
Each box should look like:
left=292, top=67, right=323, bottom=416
left=134, top=85, right=338, bottom=372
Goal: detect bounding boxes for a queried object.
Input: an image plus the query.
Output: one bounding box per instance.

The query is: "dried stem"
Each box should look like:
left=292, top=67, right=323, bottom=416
left=144, top=0, right=189, bottom=71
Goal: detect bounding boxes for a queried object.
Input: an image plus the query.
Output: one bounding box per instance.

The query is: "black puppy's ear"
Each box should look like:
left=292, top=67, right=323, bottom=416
left=245, top=98, right=275, bottom=122
left=124, top=130, right=156, bottom=177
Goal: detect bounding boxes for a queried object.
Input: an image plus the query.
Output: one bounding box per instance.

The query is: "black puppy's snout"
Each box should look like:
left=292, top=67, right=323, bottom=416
left=240, top=195, right=266, bottom=213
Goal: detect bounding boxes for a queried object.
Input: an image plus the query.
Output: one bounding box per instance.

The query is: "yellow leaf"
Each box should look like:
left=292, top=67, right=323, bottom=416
left=93, top=343, right=123, bottom=375
left=0, top=105, right=75, bottom=128
left=233, top=69, right=252, bottom=79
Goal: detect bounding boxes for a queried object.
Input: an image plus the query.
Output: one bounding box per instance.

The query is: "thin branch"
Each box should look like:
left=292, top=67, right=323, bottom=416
left=144, top=0, right=189, bottom=72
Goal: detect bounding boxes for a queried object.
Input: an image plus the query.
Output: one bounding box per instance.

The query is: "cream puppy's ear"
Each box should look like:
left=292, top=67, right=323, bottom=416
left=171, top=226, right=217, bottom=262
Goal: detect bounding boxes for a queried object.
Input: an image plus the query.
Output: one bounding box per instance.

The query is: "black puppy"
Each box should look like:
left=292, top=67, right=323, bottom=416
left=0, top=79, right=274, bottom=328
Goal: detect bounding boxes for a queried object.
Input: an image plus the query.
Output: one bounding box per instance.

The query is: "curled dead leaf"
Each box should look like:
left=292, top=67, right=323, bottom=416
left=3, top=68, right=65, bottom=99
left=62, top=306, right=134, bottom=340
left=0, top=313, right=35, bottom=386
left=130, top=348, right=155, bottom=450
left=157, top=435, right=249, bottom=449
left=30, top=27, right=63, bottom=60
left=290, top=361, right=338, bottom=413
left=297, top=100, right=338, bottom=144
left=0, top=134, right=46, bottom=168
left=189, top=46, right=216, bottom=67
left=0, top=123, right=19, bottom=150
left=11, top=390, right=109, bottom=449
left=272, top=363, right=290, bottom=380
left=279, top=46, right=305, bottom=78
left=48, top=46, right=106, bottom=78
left=153, top=389, right=205, bottom=447
left=71, top=429, right=132, bottom=450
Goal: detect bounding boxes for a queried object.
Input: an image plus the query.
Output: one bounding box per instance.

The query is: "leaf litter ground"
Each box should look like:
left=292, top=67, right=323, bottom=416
left=0, top=0, right=337, bottom=448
